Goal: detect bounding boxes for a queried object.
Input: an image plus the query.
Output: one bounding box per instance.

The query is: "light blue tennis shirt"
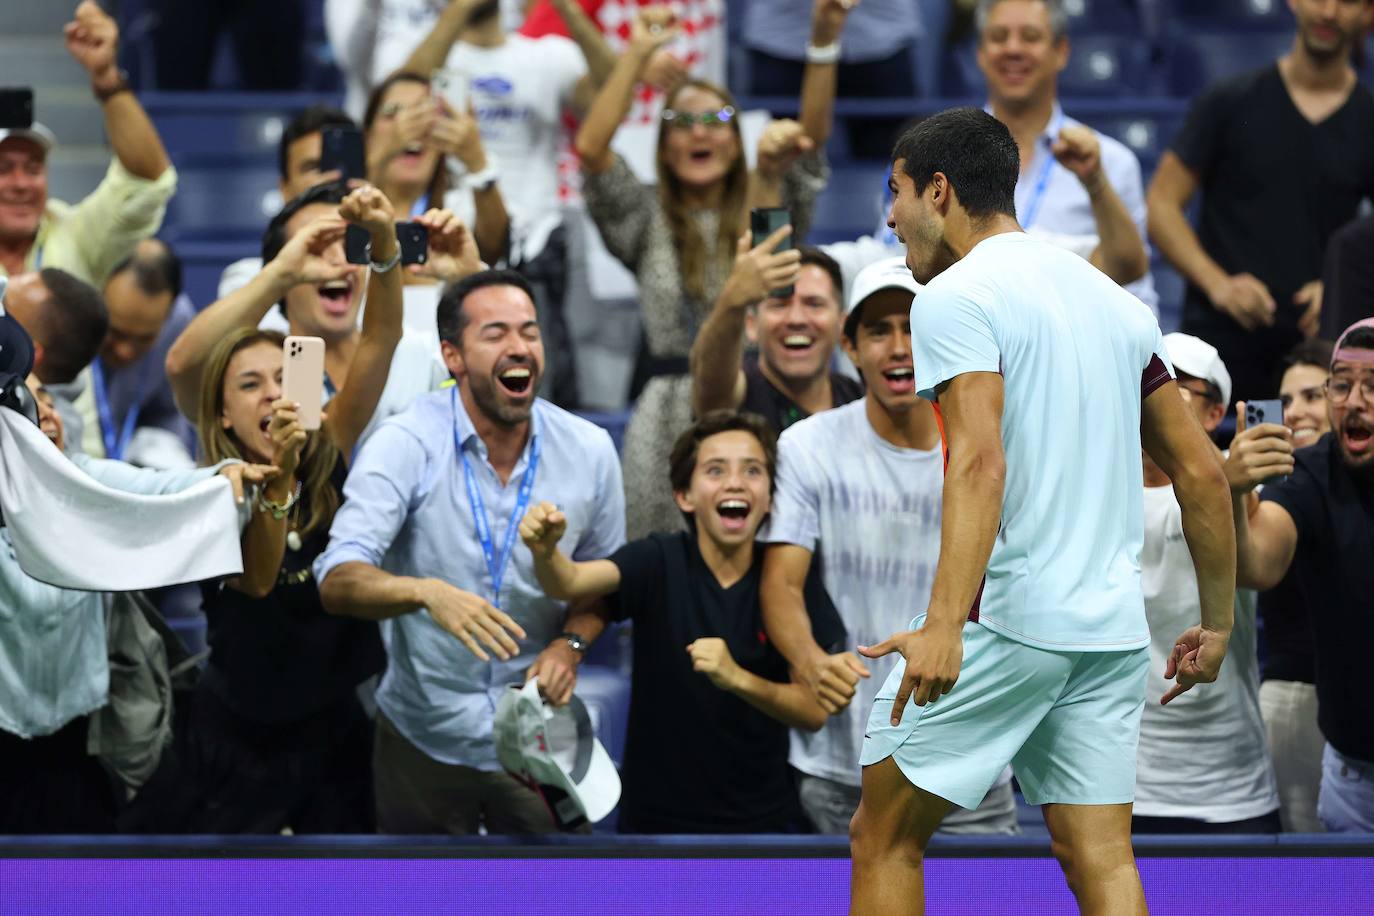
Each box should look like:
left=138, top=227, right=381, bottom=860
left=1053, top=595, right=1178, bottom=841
left=910, top=232, right=1172, bottom=652
left=988, top=102, right=1159, bottom=313
left=314, top=390, right=625, bottom=770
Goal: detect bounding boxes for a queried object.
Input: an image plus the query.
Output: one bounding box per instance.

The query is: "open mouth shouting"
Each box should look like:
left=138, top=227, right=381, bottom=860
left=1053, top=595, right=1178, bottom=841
left=1342, top=414, right=1373, bottom=458
left=317, top=276, right=356, bottom=318
left=496, top=364, right=535, bottom=397
left=881, top=365, right=915, bottom=395
left=716, top=498, right=752, bottom=533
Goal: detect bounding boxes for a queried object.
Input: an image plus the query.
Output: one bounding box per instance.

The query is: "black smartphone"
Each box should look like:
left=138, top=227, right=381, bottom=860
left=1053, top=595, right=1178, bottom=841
left=749, top=207, right=793, bottom=298
left=0, top=88, right=34, bottom=130
left=344, top=224, right=370, bottom=265
left=396, top=221, right=429, bottom=265
left=344, top=222, right=429, bottom=266
left=320, top=125, right=366, bottom=182
left=1245, top=399, right=1285, bottom=430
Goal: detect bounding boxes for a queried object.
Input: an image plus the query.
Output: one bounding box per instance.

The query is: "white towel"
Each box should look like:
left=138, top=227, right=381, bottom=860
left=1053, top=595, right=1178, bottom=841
left=0, top=407, right=243, bottom=591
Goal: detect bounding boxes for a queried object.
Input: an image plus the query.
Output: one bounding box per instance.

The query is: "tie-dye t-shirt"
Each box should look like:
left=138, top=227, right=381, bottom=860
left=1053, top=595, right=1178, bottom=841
left=765, top=399, right=943, bottom=787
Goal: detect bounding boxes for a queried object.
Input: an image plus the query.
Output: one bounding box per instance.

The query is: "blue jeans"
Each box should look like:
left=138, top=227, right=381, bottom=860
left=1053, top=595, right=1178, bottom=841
left=1318, top=744, right=1374, bottom=832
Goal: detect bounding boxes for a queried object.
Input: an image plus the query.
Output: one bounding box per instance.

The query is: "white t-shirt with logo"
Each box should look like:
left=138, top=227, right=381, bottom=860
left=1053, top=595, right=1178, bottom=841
left=439, top=35, right=586, bottom=262
left=1135, top=483, right=1279, bottom=822
left=910, top=232, right=1171, bottom=653
left=765, top=399, right=944, bottom=787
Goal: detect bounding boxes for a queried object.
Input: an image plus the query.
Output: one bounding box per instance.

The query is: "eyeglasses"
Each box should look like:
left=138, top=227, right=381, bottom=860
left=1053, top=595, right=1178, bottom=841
left=1177, top=382, right=1220, bottom=404
left=1325, top=375, right=1374, bottom=404
left=661, top=106, right=736, bottom=129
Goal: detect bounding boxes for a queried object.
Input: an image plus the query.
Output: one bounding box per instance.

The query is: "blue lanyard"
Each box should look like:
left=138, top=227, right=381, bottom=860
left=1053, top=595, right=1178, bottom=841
left=92, top=357, right=150, bottom=461
left=452, top=388, right=540, bottom=609
left=1020, top=145, right=1057, bottom=230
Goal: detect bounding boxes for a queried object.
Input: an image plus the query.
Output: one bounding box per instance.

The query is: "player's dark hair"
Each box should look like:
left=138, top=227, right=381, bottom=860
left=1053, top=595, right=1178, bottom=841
left=891, top=108, right=1019, bottom=221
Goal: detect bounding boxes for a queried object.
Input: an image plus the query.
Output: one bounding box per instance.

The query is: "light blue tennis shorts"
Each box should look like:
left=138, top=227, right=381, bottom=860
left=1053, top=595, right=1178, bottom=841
left=860, top=616, right=1150, bottom=809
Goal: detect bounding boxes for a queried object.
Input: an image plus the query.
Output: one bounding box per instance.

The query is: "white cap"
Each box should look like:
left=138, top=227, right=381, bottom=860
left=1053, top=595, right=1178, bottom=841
left=1164, top=332, right=1231, bottom=405
left=0, top=123, right=56, bottom=155
left=847, top=256, right=923, bottom=318
left=494, top=679, right=621, bottom=829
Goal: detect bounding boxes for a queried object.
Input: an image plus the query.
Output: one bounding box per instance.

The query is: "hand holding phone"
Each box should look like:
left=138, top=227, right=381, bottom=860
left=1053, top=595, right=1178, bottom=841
left=431, top=69, right=469, bottom=115
left=749, top=207, right=794, bottom=299
left=345, top=222, right=429, bottom=265
left=282, top=336, right=326, bottom=431
left=320, top=126, right=366, bottom=182
left=1244, top=399, right=1285, bottom=431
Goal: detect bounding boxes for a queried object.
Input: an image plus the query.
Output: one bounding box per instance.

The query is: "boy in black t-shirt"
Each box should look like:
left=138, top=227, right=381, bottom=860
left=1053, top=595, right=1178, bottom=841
left=520, top=410, right=844, bottom=833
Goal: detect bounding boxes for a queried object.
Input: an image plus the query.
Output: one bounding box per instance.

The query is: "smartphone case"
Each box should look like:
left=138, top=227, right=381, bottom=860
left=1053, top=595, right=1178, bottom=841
left=283, top=336, right=326, bottom=431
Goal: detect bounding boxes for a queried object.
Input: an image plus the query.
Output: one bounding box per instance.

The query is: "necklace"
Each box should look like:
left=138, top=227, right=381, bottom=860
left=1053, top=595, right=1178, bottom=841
left=285, top=480, right=304, bottom=551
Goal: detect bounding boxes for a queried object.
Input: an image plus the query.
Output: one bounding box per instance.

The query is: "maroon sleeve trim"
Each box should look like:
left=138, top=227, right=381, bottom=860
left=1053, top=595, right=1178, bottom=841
left=1141, top=353, right=1173, bottom=398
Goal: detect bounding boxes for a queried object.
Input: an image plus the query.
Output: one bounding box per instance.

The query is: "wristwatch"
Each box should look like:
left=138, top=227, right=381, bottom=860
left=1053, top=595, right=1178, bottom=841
left=370, top=246, right=401, bottom=274
left=560, top=631, right=589, bottom=654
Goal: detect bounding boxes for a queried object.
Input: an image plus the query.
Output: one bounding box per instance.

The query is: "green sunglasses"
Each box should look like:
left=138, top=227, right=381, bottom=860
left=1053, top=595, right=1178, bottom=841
left=661, top=106, right=736, bottom=129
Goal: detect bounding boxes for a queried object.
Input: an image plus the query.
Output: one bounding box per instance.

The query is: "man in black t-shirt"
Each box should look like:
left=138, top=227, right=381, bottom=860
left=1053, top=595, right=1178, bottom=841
left=691, top=235, right=863, bottom=434
left=520, top=410, right=845, bottom=833
left=1227, top=318, right=1374, bottom=832
left=1147, top=0, right=1374, bottom=406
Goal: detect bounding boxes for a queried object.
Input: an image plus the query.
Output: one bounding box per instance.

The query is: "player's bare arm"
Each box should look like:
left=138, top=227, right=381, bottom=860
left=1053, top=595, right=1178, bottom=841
left=860, top=371, right=1005, bottom=724
left=1140, top=379, right=1235, bottom=704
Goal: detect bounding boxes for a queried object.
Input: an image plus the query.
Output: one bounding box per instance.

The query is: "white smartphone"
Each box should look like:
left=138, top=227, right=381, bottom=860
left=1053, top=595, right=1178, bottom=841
left=432, top=68, right=469, bottom=114
left=282, top=336, right=326, bottom=431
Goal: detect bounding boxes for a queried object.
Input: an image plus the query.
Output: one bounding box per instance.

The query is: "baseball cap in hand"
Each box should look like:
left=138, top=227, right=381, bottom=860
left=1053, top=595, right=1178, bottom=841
left=494, top=679, right=621, bottom=830
left=1163, top=332, right=1231, bottom=406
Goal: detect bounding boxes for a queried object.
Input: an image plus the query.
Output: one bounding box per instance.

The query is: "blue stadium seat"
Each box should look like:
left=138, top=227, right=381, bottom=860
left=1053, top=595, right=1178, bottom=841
left=1152, top=257, right=1187, bottom=333
left=1090, top=113, right=1180, bottom=173
left=810, top=164, right=889, bottom=245
left=1061, top=0, right=1143, bottom=32
left=163, top=164, right=281, bottom=238
left=941, top=34, right=1150, bottom=98
left=1164, top=29, right=1294, bottom=96
left=1057, top=33, right=1152, bottom=96
left=1163, top=0, right=1292, bottom=29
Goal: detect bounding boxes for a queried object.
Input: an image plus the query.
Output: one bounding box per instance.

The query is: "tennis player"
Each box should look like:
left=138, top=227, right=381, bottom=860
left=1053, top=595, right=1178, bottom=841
left=849, top=107, right=1236, bottom=915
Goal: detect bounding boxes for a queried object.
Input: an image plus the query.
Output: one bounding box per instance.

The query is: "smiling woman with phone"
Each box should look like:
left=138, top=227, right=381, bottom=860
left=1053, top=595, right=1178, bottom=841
left=166, top=185, right=406, bottom=834
left=574, top=1, right=844, bottom=539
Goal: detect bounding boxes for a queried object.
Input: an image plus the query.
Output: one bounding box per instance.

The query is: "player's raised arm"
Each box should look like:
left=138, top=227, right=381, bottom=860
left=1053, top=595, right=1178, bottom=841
left=860, top=370, right=1005, bottom=723
left=1140, top=379, right=1235, bottom=704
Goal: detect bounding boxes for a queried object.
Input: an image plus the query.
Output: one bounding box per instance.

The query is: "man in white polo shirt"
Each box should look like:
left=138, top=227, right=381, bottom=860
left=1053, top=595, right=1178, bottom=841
left=1135, top=333, right=1280, bottom=834
left=761, top=257, right=1017, bottom=837
left=850, top=108, right=1235, bottom=914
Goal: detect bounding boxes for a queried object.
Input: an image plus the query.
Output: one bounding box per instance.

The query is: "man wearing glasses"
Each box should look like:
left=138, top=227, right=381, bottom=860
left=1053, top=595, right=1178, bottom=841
left=1226, top=317, right=1374, bottom=832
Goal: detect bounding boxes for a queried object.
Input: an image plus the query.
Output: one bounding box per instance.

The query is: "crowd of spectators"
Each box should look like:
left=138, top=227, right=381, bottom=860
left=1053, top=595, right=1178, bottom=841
left=1, top=0, right=1373, bottom=839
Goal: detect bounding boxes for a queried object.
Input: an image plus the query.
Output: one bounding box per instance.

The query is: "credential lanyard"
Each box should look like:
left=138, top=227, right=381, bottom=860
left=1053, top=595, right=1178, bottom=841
left=92, top=357, right=150, bottom=462
left=453, top=388, right=540, bottom=609
left=1020, top=148, right=1057, bottom=231
left=1020, top=110, right=1064, bottom=231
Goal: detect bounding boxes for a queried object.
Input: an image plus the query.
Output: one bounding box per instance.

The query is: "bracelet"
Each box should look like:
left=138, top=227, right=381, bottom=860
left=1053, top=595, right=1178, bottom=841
left=93, top=70, right=131, bottom=102
left=459, top=160, right=500, bottom=192
left=256, top=481, right=302, bottom=520
left=805, top=41, right=841, bottom=65
left=370, top=245, right=401, bottom=274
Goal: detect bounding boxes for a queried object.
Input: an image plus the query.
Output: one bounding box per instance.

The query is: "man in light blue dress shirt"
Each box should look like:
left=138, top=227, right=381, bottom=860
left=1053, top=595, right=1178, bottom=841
left=316, top=270, right=625, bottom=834
left=976, top=0, right=1158, bottom=313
